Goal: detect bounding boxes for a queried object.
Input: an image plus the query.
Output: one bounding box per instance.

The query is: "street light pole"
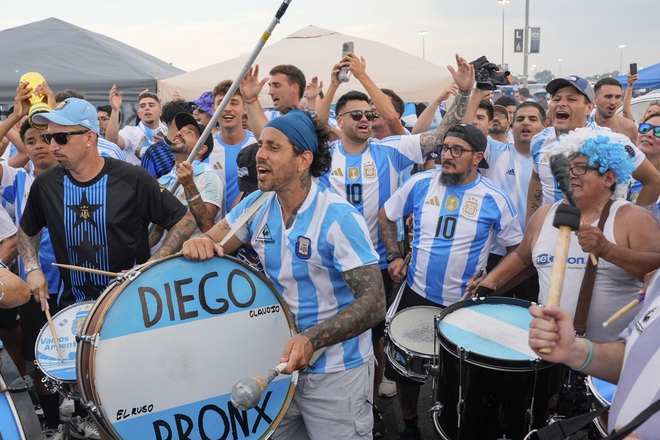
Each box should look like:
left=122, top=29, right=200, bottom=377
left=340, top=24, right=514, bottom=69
left=498, top=0, right=510, bottom=69
left=558, top=59, right=563, bottom=77
left=619, top=44, right=626, bottom=75
left=420, top=31, right=428, bottom=60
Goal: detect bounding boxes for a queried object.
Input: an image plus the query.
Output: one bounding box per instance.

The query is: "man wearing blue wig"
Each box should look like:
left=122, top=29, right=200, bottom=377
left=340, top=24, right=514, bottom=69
left=476, top=127, right=660, bottom=342
left=183, top=108, right=386, bottom=438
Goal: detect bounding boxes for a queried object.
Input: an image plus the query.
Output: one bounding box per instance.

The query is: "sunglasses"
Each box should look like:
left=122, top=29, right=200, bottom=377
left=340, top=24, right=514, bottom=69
left=638, top=123, right=660, bottom=138
left=338, top=110, right=377, bottom=122
left=42, top=130, right=90, bottom=146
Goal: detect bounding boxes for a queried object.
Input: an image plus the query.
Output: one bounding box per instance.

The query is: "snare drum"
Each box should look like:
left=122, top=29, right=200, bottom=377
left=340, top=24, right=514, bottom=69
left=34, top=301, right=93, bottom=400
left=385, top=306, right=442, bottom=382
left=587, top=376, right=616, bottom=437
left=1, top=345, right=42, bottom=439
left=433, top=297, right=562, bottom=440
left=77, top=255, right=297, bottom=439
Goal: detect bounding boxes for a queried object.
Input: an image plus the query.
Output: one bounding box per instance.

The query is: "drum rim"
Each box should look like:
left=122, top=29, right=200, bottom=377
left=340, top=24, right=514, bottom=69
left=76, top=254, right=298, bottom=438
left=387, top=305, right=442, bottom=357
left=436, top=297, right=551, bottom=370
left=34, top=300, right=94, bottom=384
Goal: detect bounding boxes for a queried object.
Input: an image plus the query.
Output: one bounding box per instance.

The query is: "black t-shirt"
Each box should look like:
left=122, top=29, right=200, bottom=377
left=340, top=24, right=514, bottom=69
left=20, top=158, right=187, bottom=305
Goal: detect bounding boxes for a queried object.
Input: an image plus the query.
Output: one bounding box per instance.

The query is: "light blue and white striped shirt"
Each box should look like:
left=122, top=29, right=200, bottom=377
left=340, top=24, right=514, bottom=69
left=209, top=130, right=256, bottom=213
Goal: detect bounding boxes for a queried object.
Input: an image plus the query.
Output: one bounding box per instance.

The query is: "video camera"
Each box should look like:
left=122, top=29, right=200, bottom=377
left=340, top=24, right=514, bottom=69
left=470, top=56, right=511, bottom=91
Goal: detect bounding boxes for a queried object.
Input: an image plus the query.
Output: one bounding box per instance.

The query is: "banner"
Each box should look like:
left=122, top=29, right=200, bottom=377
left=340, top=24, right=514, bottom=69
left=530, top=27, right=541, bottom=53
left=514, top=29, right=523, bottom=53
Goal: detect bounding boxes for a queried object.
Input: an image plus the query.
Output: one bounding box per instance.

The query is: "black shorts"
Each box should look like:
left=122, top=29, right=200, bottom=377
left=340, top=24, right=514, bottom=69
left=384, top=284, right=444, bottom=385
left=19, top=296, right=61, bottom=362
left=371, top=269, right=394, bottom=340
left=0, top=306, right=20, bottom=329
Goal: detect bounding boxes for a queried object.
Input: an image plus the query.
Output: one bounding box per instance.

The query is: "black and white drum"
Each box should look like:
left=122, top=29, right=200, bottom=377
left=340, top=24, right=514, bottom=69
left=77, top=255, right=298, bottom=439
left=385, top=306, right=442, bottom=382
left=0, top=344, right=42, bottom=439
left=433, top=297, right=563, bottom=440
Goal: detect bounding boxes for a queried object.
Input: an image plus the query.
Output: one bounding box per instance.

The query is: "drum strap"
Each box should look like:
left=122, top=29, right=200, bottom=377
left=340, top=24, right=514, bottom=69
left=529, top=406, right=609, bottom=440
left=574, top=199, right=614, bottom=335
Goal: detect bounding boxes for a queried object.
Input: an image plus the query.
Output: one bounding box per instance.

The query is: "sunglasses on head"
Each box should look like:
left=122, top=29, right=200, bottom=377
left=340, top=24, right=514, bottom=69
left=42, top=130, right=90, bottom=146
left=638, top=123, right=660, bottom=139
left=338, top=110, right=377, bottom=122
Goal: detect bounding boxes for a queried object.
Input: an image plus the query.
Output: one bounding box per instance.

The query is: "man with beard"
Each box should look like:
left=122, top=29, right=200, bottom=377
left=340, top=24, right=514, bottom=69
left=489, top=104, right=511, bottom=143
left=590, top=77, right=638, bottom=142
left=378, top=123, right=523, bottom=439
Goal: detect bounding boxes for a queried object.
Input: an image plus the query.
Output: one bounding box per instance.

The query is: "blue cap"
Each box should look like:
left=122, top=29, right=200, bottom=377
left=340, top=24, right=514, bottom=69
left=546, top=75, right=595, bottom=102
left=32, top=98, right=100, bottom=134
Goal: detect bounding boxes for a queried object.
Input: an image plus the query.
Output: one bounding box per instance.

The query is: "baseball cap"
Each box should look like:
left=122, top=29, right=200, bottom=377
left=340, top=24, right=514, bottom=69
left=237, top=143, right=259, bottom=193
left=31, top=98, right=100, bottom=134
left=546, top=75, right=595, bottom=102
left=190, top=91, right=214, bottom=116
left=445, top=123, right=489, bottom=169
left=173, top=112, right=214, bottom=155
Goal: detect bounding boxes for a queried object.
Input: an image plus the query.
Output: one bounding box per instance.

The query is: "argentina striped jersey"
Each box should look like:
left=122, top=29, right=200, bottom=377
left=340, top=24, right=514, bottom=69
left=209, top=130, right=256, bottom=213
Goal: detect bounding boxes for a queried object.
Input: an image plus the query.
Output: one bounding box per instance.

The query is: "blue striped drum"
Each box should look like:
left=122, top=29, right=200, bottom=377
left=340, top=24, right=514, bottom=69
left=1, top=343, right=42, bottom=439
left=433, top=297, right=562, bottom=440
left=587, top=376, right=617, bottom=437
left=76, top=255, right=297, bottom=439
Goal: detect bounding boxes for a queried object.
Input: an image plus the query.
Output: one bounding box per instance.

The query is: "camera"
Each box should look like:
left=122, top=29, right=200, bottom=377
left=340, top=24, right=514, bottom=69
left=470, top=56, right=511, bottom=91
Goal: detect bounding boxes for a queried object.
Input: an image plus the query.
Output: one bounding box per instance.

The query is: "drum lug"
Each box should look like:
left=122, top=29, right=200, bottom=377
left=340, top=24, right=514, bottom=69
left=427, top=364, right=439, bottom=376
left=76, top=333, right=99, bottom=346
left=429, top=401, right=443, bottom=415
left=83, top=401, right=105, bottom=419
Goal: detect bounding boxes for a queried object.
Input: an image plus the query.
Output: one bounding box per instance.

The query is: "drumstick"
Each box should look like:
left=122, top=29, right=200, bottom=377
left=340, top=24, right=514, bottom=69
left=398, top=252, right=412, bottom=277
left=51, top=263, right=120, bottom=278
left=459, top=267, right=486, bottom=301
left=581, top=220, right=598, bottom=266
left=231, top=347, right=326, bottom=410
left=603, top=294, right=644, bottom=327
left=45, top=303, right=65, bottom=362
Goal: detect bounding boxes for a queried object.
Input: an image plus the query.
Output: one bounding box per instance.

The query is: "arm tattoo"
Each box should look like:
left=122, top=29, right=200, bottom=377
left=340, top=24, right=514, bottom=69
left=148, top=225, right=164, bottom=248
left=153, top=213, right=196, bottom=259
left=419, top=91, right=471, bottom=157
left=301, top=263, right=385, bottom=351
left=17, top=228, right=41, bottom=267
left=530, top=190, right=542, bottom=214
left=378, top=214, right=400, bottom=254
left=187, top=198, right=217, bottom=233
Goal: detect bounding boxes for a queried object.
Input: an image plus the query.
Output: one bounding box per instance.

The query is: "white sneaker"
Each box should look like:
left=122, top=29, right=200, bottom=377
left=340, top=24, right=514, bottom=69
left=43, top=424, right=66, bottom=440
left=378, top=376, right=397, bottom=397
left=59, top=397, right=75, bottom=421
left=70, top=415, right=101, bottom=439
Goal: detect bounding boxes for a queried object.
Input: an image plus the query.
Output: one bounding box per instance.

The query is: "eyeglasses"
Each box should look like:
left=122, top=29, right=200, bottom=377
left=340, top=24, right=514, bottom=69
left=42, top=130, right=90, bottom=146
left=97, top=117, right=110, bottom=122
left=440, top=144, right=477, bottom=158
left=569, top=165, right=600, bottom=176
left=494, top=113, right=508, bottom=120
left=638, top=123, right=660, bottom=138
left=338, top=110, right=377, bottom=122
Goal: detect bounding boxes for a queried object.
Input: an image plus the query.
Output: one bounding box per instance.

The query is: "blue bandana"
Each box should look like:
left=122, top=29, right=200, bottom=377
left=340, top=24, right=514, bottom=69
left=264, top=109, right=318, bottom=154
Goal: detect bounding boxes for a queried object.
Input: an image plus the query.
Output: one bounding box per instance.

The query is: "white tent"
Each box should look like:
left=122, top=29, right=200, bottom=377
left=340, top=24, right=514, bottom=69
left=158, top=26, right=453, bottom=104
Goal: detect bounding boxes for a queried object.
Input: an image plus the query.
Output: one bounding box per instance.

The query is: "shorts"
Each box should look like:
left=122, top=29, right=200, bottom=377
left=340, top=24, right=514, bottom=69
left=371, top=269, right=394, bottom=340
left=19, top=296, right=61, bottom=362
left=273, top=359, right=374, bottom=439
left=0, top=306, right=19, bottom=329
left=384, top=284, right=444, bottom=386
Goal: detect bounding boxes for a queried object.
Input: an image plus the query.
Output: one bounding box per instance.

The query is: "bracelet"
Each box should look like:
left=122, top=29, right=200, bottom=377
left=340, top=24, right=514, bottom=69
left=24, top=265, right=42, bottom=276
left=0, top=280, right=4, bottom=303
left=457, top=89, right=472, bottom=97
left=574, top=339, right=594, bottom=371
left=186, top=193, right=201, bottom=203
left=245, top=97, right=259, bottom=104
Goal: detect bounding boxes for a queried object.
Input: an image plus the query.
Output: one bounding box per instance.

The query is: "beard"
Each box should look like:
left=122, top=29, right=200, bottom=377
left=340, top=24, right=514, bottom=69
left=440, top=168, right=471, bottom=186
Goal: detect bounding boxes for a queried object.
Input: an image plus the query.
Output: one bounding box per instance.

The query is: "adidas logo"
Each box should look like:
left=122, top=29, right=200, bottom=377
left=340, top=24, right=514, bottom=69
left=331, top=168, right=344, bottom=177
left=506, top=168, right=515, bottom=176
left=425, top=196, right=440, bottom=206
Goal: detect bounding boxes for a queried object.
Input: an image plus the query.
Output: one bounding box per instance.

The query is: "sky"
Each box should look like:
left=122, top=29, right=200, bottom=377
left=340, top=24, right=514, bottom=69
left=1, top=0, right=656, bottom=81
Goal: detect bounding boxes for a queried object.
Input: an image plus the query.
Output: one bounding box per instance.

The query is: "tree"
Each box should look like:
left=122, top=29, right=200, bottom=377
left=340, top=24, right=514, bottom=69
left=535, top=70, right=555, bottom=83
left=586, top=71, right=620, bottom=81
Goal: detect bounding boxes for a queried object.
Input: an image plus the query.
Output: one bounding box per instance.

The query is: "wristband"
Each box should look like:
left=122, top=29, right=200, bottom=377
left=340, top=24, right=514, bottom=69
left=245, top=97, right=259, bottom=104
left=475, top=286, right=495, bottom=298
left=574, top=339, right=594, bottom=371
left=457, top=89, right=472, bottom=97
left=186, top=193, right=201, bottom=203
left=0, top=280, right=4, bottom=303
left=24, top=265, right=42, bottom=276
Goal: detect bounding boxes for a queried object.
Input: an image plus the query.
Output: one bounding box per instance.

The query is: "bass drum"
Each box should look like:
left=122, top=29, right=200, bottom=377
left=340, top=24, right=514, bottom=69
left=77, top=255, right=297, bottom=439
left=587, top=376, right=616, bottom=438
left=433, top=297, right=563, bottom=440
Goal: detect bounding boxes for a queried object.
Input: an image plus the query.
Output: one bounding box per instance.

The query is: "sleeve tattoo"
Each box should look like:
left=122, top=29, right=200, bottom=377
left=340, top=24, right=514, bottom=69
left=419, top=90, right=471, bottom=157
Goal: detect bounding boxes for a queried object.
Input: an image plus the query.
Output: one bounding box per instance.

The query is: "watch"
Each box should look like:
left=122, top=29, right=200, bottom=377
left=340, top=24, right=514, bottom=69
left=386, top=252, right=403, bottom=264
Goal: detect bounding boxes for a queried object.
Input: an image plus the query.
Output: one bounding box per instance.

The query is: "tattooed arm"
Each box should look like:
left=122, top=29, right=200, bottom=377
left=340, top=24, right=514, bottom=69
left=419, top=54, right=475, bottom=157
left=378, top=206, right=407, bottom=284
left=526, top=170, right=543, bottom=225
left=177, top=161, right=219, bottom=233
left=150, top=211, right=197, bottom=260
left=17, top=227, right=49, bottom=311
left=181, top=218, right=245, bottom=261
left=279, top=262, right=386, bottom=374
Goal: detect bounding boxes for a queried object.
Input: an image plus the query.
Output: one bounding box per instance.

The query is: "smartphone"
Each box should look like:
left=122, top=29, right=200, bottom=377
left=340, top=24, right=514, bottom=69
left=338, top=41, right=354, bottom=83
left=630, top=63, right=638, bottom=75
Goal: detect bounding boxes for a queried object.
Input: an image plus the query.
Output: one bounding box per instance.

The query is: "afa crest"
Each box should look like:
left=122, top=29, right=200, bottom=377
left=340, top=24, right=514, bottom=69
left=461, top=196, right=480, bottom=219
left=445, top=196, right=459, bottom=212
left=363, top=162, right=377, bottom=180
left=348, top=167, right=360, bottom=182
left=295, top=236, right=312, bottom=260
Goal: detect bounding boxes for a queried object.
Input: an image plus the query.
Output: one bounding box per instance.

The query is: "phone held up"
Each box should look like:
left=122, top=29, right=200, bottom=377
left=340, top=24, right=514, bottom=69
left=338, top=41, right=354, bottom=83
left=630, top=63, right=637, bottom=76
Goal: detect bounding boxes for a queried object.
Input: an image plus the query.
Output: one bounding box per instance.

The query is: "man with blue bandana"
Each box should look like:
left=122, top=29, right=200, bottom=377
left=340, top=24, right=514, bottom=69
left=479, top=127, right=660, bottom=342
left=183, top=109, right=386, bottom=439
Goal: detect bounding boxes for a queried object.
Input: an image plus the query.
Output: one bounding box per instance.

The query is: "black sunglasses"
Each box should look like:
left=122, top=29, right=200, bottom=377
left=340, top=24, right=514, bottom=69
left=42, top=130, right=90, bottom=146
left=639, top=123, right=660, bottom=139
left=338, top=110, right=377, bottom=122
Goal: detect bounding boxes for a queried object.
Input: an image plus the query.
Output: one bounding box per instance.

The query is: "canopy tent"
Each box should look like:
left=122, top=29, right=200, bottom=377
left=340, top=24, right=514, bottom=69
left=158, top=26, right=453, bottom=104
left=617, top=62, right=660, bottom=90
left=0, top=18, right=184, bottom=109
